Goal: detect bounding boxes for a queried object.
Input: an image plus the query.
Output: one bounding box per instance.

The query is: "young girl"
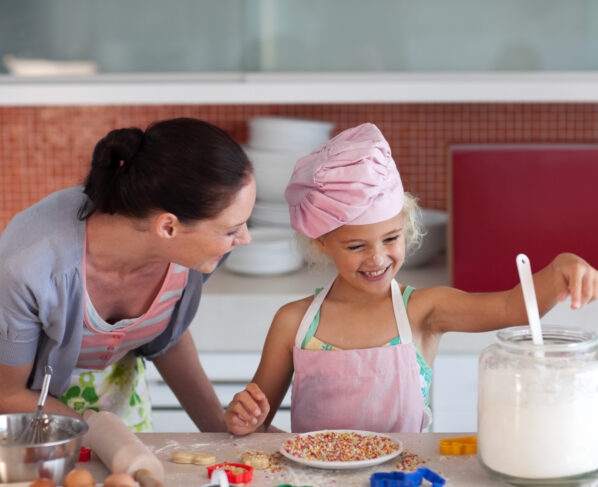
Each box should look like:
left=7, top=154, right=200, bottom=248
left=224, top=123, right=598, bottom=434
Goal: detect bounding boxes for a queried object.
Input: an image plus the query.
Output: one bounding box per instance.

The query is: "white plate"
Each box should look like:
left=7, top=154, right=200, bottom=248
left=250, top=201, right=291, bottom=227
left=224, top=227, right=303, bottom=275
left=248, top=117, right=333, bottom=153
left=243, top=145, right=299, bottom=203
left=279, top=429, right=403, bottom=470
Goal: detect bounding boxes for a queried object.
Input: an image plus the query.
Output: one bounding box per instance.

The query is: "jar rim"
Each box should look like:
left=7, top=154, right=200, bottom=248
left=496, top=325, right=598, bottom=353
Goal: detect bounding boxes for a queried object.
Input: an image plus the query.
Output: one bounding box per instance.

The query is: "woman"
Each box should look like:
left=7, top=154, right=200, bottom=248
left=0, top=118, right=255, bottom=432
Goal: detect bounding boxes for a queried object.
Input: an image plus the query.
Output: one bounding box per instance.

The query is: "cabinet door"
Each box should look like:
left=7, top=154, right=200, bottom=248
left=145, top=353, right=292, bottom=433
left=430, top=354, right=478, bottom=432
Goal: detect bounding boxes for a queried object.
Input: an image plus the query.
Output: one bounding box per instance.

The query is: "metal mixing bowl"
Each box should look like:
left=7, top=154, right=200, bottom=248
left=0, top=413, right=88, bottom=483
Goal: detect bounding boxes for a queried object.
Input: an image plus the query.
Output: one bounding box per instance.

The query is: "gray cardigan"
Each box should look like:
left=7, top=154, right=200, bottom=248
left=0, top=186, right=212, bottom=397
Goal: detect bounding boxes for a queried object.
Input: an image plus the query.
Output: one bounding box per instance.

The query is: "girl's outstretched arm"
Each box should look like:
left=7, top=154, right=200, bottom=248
left=224, top=299, right=306, bottom=435
left=419, top=252, right=597, bottom=336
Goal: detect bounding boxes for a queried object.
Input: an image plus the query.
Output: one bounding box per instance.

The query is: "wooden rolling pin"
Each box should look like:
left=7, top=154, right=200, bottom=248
left=83, top=410, right=165, bottom=487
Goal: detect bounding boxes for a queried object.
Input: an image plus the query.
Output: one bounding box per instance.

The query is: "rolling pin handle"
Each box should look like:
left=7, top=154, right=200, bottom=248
left=134, top=468, right=165, bottom=487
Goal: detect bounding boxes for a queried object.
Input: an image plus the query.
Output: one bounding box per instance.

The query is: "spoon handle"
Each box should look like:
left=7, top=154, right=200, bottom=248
left=516, top=254, right=543, bottom=345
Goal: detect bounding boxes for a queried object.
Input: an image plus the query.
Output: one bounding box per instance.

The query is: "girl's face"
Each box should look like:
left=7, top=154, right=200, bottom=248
left=316, top=212, right=406, bottom=293
left=166, top=176, right=256, bottom=273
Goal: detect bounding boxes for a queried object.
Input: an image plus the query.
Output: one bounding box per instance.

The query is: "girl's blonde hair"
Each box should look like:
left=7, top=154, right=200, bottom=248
left=295, top=192, right=424, bottom=269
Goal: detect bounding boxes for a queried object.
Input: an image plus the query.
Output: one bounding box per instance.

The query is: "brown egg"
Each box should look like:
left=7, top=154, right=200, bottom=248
left=28, top=479, right=56, bottom=487
left=63, top=468, right=95, bottom=487
left=102, top=472, right=136, bottom=487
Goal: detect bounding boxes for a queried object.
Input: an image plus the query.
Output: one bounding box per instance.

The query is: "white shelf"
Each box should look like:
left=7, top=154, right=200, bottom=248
left=4, top=72, right=598, bottom=105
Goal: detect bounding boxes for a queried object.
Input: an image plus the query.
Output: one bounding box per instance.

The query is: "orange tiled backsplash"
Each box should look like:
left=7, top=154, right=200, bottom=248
left=1, top=103, right=598, bottom=231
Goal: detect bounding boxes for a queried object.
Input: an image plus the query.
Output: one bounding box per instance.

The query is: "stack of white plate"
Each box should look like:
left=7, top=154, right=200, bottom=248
left=238, top=117, right=334, bottom=275
left=245, top=116, right=334, bottom=210
left=224, top=227, right=304, bottom=276
left=243, top=146, right=301, bottom=206
left=250, top=200, right=292, bottom=228
left=248, top=116, right=335, bottom=154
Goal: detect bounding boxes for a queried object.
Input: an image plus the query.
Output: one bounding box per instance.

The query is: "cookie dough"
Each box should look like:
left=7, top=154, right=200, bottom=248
left=172, top=450, right=195, bottom=464
left=192, top=451, right=216, bottom=465
left=241, top=450, right=270, bottom=469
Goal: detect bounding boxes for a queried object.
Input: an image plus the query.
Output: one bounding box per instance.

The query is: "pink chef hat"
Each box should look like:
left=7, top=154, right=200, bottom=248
left=285, top=123, right=404, bottom=238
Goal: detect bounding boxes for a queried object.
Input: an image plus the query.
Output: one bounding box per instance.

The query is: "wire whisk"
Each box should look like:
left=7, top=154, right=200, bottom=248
left=17, top=365, right=53, bottom=445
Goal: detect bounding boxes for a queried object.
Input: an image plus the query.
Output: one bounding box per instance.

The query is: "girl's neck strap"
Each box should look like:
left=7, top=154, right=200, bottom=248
left=391, top=279, right=412, bottom=345
left=294, top=277, right=413, bottom=348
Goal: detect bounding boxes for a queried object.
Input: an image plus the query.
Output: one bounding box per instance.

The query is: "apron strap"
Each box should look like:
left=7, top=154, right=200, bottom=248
left=391, top=279, right=413, bottom=345
left=294, top=277, right=413, bottom=347
left=294, top=277, right=335, bottom=348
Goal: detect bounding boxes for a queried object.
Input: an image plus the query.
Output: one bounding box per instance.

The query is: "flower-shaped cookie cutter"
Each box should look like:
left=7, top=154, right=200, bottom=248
left=438, top=436, right=477, bottom=455
left=207, top=463, right=253, bottom=484
left=370, top=467, right=446, bottom=487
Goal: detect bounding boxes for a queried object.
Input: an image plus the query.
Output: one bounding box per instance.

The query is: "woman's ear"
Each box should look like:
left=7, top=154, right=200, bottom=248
left=154, top=212, right=180, bottom=239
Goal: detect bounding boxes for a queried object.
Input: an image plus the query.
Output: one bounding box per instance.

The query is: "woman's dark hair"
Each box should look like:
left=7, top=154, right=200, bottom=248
left=78, top=118, right=252, bottom=222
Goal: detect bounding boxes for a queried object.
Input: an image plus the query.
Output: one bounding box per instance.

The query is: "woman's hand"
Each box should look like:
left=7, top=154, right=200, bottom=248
left=551, top=253, right=598, bottom=309
left=224, top=383, right=270, bottom=436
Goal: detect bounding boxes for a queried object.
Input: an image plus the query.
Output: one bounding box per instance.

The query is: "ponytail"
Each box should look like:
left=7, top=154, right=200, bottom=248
left=78, top=118, right=252, bottom=222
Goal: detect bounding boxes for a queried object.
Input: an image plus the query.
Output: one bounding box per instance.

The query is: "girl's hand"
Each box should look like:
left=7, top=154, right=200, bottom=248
left=224, top=382, right=270, bottom=436
left=552, top=253, right=598, bottom=309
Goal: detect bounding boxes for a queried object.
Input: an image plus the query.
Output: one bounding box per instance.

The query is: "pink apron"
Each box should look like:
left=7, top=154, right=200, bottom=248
left=291, top=278, right=425, bottom=433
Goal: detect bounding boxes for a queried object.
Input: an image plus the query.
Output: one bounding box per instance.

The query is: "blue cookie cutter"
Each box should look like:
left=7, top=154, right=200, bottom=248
left=370, top=467, right=446, bottom=487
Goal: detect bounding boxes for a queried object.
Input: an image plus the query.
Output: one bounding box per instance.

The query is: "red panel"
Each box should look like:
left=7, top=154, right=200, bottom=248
left=451, top=145, right=598, bottom=292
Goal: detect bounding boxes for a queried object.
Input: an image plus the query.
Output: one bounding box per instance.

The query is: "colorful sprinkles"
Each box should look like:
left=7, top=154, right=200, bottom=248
left=394, top=449, right=427, bottom=471
left=267, top=451, right=284, bottom=471
left=282, top=431, right=400, bottom=463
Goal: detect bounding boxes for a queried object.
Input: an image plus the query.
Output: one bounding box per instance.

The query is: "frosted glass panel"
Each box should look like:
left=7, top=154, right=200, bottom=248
left=1, top=0, right=598, bottom=74
left=264, top=0, right=598, bottom=71
left=0, top=0, right=248, bottom=73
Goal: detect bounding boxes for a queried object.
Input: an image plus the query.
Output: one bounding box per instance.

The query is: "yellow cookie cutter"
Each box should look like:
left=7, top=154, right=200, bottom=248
left=439, top=436, right=477, bottom=455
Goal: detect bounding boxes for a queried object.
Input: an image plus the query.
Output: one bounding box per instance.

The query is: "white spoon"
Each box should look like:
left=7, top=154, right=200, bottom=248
left=516, top=253, right=543, bottom=345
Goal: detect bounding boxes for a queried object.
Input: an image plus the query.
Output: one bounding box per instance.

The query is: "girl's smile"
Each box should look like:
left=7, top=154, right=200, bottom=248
left=359, top=264, right=392, bottom=281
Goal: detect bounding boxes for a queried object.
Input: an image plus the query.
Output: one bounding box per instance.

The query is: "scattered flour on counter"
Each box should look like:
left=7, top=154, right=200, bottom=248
left=152, top=439, right=182, bottom=454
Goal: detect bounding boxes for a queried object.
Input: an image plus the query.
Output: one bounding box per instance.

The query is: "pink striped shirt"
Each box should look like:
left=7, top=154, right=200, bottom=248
left=77, top=261, right=189, bottom=369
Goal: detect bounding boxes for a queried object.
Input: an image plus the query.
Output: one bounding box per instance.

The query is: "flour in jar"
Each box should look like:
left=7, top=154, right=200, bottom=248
left=478, top=363, right=598, bottom=479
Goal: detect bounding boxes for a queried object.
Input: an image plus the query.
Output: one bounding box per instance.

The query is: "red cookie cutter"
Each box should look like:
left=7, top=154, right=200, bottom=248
left=207, top=463, right=254, bottom=484
left=78, top=446, right=92, bottom=462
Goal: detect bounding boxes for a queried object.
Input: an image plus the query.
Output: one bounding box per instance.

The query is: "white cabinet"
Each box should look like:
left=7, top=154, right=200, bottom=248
left=146, top=352, right=292, bottom=433
left=430, top=354, right=479, bottom=433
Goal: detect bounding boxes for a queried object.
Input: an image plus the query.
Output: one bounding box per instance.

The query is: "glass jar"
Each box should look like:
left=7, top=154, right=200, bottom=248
left=478, top=325, right=598, bottom=485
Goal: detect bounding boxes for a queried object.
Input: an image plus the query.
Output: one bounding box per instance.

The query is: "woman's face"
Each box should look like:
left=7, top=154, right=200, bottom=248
left=171, top=176, right=256, bottom=273
left=316, top=212, right=406, bottom=294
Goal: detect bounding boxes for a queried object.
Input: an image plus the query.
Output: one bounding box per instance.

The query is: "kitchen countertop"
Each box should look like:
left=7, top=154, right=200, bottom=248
left=4, top=432, right=585, bottom=487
